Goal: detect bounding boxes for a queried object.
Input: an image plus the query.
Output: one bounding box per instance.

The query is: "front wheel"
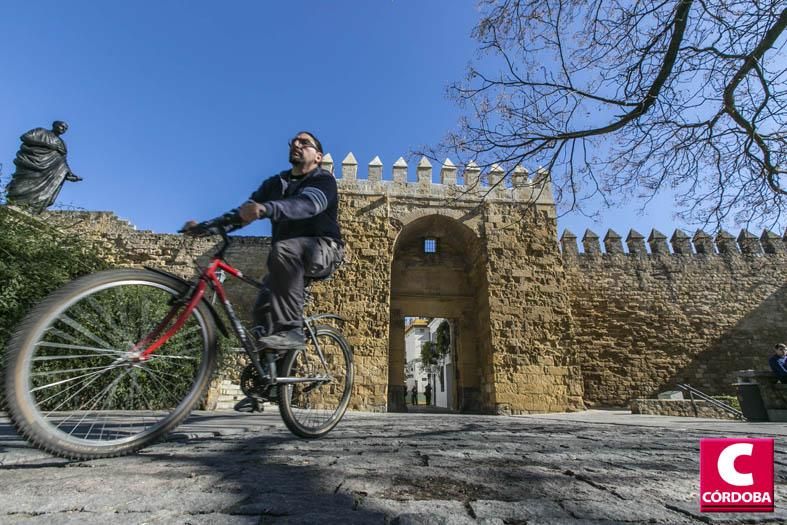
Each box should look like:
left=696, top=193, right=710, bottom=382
left=278, top=325, right=353, bottom=438
left=4, top=268, right=218, bottom=459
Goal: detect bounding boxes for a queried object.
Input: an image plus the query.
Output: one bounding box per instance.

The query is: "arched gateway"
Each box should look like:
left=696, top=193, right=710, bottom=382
left=388, top=214, right=489, bottom=412
left=325, top=154, right=585, bottom=414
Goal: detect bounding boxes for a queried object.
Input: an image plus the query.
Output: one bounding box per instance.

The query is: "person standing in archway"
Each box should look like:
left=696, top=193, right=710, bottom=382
left=425, top=382, right=432, bottom=406
left=410, top=383, right=418, bottom=405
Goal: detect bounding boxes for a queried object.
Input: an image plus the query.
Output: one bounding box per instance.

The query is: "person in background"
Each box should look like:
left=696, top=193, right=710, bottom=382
left=769, top=343, right=787, bottom=383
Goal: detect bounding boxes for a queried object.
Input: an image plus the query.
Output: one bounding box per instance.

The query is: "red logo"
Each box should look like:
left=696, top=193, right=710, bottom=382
left=699, top=438, right=774, bottom=512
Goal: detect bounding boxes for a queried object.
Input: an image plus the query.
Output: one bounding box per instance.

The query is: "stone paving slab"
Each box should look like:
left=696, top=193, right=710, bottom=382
left=0, top=409, right=784, bottom=523
left=0, top=410, right=266, bottom=467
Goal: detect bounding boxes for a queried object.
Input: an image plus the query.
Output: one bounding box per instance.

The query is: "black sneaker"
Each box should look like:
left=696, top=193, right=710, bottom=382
left=258, top=328, right=305, bottom=350
left=234, top=397, right=264, bottom=413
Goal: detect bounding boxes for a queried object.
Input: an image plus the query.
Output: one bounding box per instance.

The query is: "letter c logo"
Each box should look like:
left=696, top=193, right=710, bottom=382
left=717, top=443, right=754, bottom=486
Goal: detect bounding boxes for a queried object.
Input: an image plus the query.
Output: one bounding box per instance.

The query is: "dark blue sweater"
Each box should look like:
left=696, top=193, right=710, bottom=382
left=769, top=354, right=787, bottom=379
left=248, top=167, right=341, bottom=243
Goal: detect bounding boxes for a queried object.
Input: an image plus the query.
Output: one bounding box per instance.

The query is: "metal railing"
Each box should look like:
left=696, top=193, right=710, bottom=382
left=677, top=383, right=745, bottom=420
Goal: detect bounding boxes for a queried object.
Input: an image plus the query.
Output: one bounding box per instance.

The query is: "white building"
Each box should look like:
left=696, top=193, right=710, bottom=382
left=404, top=317, right=455, bottom=409
left=427, top=318, right=454, bottom=409
left=404, top=318, right=430, bottom=403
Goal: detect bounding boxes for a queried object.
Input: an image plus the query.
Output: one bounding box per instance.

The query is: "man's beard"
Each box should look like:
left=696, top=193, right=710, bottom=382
left=289, top=150, right=303, bottom=165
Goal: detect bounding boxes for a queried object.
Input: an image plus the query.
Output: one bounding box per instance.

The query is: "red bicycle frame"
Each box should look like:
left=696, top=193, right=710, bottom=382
left=137, top=258, right=244, bottom=359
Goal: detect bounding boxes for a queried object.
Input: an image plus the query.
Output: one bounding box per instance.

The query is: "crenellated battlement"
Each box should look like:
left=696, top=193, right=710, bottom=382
left=560, top=227, right=787, bottom=257
left=322, top=153, right=554, bottom=205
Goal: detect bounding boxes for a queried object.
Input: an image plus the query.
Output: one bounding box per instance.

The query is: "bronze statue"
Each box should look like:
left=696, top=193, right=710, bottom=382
left=5, top=121, right=82, bottom=213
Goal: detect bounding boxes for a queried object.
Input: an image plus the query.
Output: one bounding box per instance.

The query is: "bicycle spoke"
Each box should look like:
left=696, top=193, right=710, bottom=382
left=116, top=371, right=158, bottom=439
left=57, top=314, right=116, bottom=350
left=85, top=296, right=132, bottom=345
left=31, top=364, right=123, bottom=393
left=31, top=364, right=122, bottom=377
left=35, top=341, right=126, bottom=357
left=94, top=369, right=137, bottom=440
left=70, top=369, right=130, bottom=437
left=44, top=364, right=121, bottom=417
left=35, top=370, right=110, bottom=408
left=45, top=327, right=89, bottom=346
left=32, top=353, right=118, bottom=362
left=146, top=354, right=199, bottom=361
left=129, top=370, right=155, bottom=411
left=137, top=366, right=189, bottom=407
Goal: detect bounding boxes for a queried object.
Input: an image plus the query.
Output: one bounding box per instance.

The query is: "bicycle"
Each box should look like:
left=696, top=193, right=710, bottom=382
left=4, top=225, right=354, bottom=460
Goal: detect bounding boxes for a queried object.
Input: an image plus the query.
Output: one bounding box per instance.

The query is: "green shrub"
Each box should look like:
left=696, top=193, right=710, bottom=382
left=0, top=206, right=115, bottom=408
left=0, top=206, right=113, bottom=353
left=712, top=395, right=741, bottom=411
left=0, top=197, right=233, bottom=413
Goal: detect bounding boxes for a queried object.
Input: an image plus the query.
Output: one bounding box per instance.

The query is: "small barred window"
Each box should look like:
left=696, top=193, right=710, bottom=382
left=424, top=238, right=438, bottom=254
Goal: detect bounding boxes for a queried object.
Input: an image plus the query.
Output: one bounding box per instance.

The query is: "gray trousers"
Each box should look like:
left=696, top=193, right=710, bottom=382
left=252, top=236, right=343, bottom=334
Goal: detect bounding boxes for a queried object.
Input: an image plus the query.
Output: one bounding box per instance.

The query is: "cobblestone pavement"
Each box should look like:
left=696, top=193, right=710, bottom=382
left=0, top=409, right=785, bottom=524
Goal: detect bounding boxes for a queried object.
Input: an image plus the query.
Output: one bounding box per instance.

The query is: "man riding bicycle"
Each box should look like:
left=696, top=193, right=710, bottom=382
left=182, top=131, right=344, bottom=350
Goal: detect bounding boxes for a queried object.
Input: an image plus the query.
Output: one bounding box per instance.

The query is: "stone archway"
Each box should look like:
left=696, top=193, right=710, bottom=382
left=387, top=214, right=491, bottom=413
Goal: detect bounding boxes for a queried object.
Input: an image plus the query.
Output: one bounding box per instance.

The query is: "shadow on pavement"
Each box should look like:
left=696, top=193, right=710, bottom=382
left=1, top=410, right=785, bottom=523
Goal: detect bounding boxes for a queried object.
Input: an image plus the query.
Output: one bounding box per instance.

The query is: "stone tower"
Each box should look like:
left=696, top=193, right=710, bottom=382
left=314, top=154, right=585, bottom=414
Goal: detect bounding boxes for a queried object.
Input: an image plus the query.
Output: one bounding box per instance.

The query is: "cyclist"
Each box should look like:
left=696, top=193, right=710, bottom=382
left=182, top=131, right=344, bottom=350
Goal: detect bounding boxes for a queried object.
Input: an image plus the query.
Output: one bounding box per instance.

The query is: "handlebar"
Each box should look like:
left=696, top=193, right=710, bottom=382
left=212, top=225, right=232, bottom=260
left=178, top=220, right=234, bottom=259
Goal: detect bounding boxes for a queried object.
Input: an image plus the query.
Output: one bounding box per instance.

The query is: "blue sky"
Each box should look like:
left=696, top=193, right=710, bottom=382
left=1, top=1, right=712, bottom=247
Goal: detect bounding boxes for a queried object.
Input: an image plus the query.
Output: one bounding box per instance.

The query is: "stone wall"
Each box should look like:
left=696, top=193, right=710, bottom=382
left=482, top=203, right=584, bottom=414
left=330, top=154, right=584, bottom=413
left=630, top=399, right=739, bottom=420
left=43, top=210, right=271, bottom=318
left=562, top=228, right=787, bottom=406
left=45, top=155, right=787, bottom=413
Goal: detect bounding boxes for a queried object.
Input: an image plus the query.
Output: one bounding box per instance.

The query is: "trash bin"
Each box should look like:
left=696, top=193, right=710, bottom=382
left=734, top=383, right=769, bottom=422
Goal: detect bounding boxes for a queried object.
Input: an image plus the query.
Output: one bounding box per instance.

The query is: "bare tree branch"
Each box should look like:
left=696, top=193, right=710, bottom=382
left=422, top=0, right=787, bottom=229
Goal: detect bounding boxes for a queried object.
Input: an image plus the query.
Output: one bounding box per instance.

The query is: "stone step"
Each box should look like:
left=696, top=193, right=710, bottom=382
left=218, top=394, right=244, bottom=402
left=220, top=388, right=242, bottom=395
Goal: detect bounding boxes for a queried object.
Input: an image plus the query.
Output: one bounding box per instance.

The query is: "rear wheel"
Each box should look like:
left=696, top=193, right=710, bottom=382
left=4, top=268, right=218, bottom=459
left=278, top=325, right=353, bottom=438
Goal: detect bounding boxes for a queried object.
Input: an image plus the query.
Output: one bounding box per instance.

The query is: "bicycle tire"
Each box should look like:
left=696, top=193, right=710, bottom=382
left=278, top=325, right=353, bottom=438
left=4, top=268, right=218, bottom=459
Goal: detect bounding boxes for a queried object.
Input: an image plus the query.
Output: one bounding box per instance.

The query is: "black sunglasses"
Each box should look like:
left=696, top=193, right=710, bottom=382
left=289, top=137, right=318, bottom=150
